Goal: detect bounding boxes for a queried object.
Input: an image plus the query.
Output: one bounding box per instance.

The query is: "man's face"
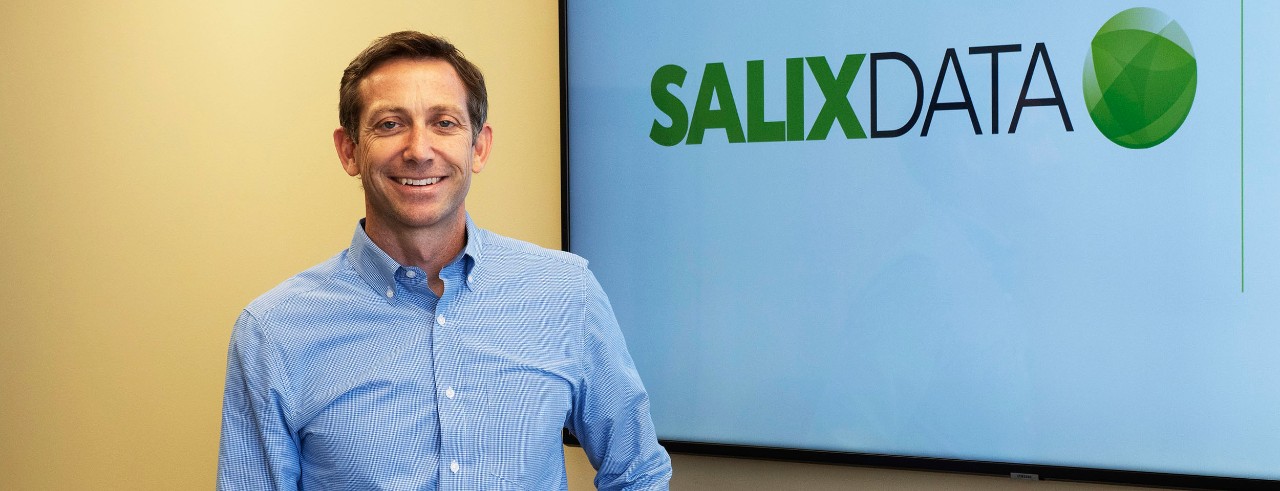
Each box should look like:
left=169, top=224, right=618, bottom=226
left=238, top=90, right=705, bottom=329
left=335, top=57, right=492, bottom=237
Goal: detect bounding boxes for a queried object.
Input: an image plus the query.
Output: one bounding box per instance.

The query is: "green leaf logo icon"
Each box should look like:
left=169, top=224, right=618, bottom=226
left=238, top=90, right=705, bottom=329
left=1083, top=7, right=1197, bottom=149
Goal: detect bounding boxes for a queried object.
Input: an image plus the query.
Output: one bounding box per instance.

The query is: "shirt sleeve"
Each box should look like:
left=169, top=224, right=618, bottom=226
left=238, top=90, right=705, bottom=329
left=217, top=311, right=302, bottom=491
left=569, top=270, right=673, bottom=491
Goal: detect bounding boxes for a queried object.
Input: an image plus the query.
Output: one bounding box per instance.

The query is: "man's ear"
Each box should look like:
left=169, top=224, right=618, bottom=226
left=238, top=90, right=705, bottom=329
left=470, top=123, right=493, bottom=174
left=334, top=127, right=360, bottom=177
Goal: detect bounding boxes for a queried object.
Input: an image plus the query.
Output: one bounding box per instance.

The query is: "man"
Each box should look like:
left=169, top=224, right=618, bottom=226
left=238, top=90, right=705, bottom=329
left=218, top=31, right=672, bottom=490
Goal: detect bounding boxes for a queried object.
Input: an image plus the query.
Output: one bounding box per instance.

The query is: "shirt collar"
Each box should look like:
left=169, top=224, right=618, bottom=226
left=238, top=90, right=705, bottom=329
left=348, top=216, right=485, bottom=303
left=461, top=214, right=484, bottom=278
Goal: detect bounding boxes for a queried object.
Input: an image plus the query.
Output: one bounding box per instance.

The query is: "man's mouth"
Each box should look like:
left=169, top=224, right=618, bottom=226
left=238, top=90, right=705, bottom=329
left=397, top=177, right=442, bottom=186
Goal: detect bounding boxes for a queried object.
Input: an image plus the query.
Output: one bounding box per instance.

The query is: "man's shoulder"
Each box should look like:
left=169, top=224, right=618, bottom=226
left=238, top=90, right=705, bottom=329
left=242, top=251, right=351, bottom=321
left=474, top=227, right=588, bottom=272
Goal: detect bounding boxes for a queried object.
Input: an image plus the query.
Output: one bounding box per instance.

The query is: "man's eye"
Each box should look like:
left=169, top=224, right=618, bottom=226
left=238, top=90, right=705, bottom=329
left=436, top=120, right=456, bottom=128
left=379, top=121, right=399, bottom=130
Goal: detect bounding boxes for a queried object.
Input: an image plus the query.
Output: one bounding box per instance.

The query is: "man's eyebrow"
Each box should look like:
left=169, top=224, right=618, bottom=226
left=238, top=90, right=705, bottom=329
left=364, top=104, right=468, bottom=124
left=364, top=104, right=409, bottom=120
left=423, top=104, right=468, bottom=120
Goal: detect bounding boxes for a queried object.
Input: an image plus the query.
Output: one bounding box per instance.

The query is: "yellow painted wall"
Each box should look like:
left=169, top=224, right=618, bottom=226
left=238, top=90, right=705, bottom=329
left=0, top=1, right=576, bottom=488
left=0, top=2, right=1163, bottom=490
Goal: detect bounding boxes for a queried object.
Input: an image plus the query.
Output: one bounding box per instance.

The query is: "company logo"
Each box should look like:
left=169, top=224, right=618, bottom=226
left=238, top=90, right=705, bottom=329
left=648, top=45, right=1071, bottom=146
left=1083, top=7, right=1197, bottom=149
left=648, top=7, right=1200, bottom=150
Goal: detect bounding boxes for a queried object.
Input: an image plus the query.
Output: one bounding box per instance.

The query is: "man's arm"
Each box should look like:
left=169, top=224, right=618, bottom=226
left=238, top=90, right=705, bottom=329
left=217, top=311, right=301, bottom=491
left=569, top=271, right=673, bottom=491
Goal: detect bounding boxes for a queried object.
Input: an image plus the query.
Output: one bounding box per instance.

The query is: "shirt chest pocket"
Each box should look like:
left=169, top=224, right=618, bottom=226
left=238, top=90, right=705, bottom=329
left=474, top=360, right=575, bottom=485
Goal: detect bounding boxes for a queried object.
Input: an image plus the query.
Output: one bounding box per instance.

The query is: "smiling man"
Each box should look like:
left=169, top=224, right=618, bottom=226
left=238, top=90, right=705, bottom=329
left=217, top=31, right=672, bottom=490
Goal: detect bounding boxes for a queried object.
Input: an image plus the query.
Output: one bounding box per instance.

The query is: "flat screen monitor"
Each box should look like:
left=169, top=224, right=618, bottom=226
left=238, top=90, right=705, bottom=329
left=562, top=1, right=1279, bottom=488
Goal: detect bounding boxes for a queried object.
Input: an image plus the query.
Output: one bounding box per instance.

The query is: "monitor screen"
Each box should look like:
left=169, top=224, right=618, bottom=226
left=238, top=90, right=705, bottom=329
left=563, top=1, right=1278, bottom=487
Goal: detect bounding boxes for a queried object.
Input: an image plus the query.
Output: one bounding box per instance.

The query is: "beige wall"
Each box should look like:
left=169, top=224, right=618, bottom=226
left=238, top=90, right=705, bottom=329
left=0, top=1, right=562, bottom=488
left=0, top=1, right=1158, bottom=489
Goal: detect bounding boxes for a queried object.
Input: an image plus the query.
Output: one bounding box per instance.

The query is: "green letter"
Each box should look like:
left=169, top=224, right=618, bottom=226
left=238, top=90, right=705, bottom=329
left=747, top=60, right=785, bottom=142
left=687, top=62, right=746, bottom=144
left=806, top=54, right=866, bottom=140
left=650, top=64, right=689, bottom=146
left=786, top=57, right=805, bottom=141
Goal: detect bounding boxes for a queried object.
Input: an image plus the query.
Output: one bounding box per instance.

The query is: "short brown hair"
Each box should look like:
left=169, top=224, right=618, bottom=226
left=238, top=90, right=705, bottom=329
left=338, top=31, right=488, bottom=143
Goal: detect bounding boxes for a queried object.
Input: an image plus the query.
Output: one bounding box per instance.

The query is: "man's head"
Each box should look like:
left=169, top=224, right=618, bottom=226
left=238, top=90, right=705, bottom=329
left=338, top=31, right=488, bottom=144
left=333, top=32, right=494, bottom=243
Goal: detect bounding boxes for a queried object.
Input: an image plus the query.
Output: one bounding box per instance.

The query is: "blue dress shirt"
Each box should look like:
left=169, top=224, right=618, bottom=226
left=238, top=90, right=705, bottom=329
left=218, top=218, right=671, bottom=490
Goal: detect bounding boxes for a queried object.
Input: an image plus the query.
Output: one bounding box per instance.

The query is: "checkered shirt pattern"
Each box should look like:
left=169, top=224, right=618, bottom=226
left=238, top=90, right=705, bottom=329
left=218, top=217, right=671, bottom=490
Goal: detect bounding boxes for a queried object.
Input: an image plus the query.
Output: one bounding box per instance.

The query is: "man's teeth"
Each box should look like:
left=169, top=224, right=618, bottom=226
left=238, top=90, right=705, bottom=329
left=398, top=177, right=441, bottom=186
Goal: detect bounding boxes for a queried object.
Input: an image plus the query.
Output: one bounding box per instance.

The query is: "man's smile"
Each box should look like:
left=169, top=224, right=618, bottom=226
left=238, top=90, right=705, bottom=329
left=396, top=177, right=443, bottom=186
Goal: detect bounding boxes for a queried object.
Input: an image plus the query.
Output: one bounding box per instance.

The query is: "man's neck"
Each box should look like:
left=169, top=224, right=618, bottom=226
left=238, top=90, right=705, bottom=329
left=363, top=215, right=466, bottom=296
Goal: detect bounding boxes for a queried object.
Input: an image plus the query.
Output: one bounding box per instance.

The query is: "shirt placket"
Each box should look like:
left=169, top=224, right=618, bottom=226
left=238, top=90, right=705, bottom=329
left=432, top=259, right=475, bottom=488
left=392, top=266, right=448, bottom=489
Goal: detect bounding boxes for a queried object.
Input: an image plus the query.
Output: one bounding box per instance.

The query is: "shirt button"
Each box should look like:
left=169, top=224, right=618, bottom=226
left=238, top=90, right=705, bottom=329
left=405, top=270, right=416, bottom=278
left=385, top=288, right=395, bottom=298
left=450, top=460, right=459, bottom=473
left=436, top=315, right=446, bottom=326
left=445, top=387, right=455, bottom=399
left=467, top=274, right=474, bottom=284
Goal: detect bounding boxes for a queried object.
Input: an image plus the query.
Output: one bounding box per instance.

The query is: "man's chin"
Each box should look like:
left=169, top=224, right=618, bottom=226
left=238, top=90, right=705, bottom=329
left=370, top=211, right=465, bottom=234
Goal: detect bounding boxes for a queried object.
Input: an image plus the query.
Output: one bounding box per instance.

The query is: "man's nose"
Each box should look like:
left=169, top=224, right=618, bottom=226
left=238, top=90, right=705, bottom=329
left=403, top=125, right=436, bottom=164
